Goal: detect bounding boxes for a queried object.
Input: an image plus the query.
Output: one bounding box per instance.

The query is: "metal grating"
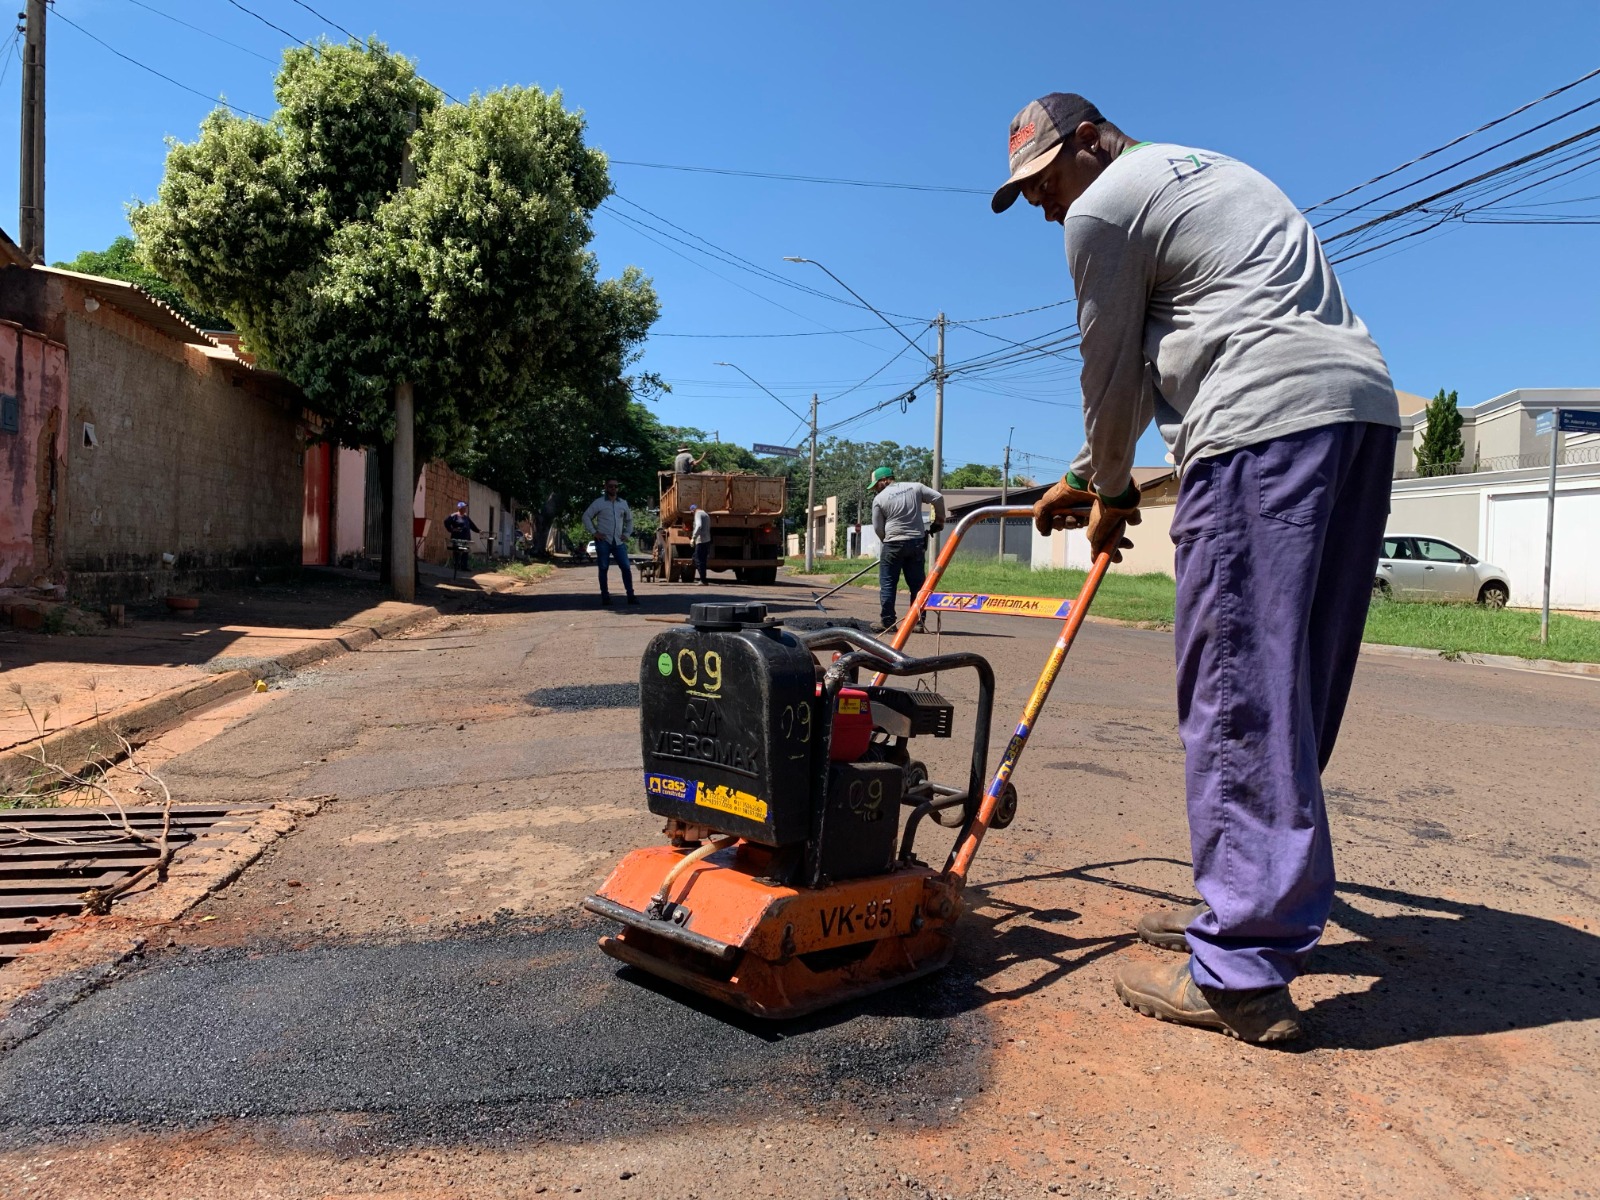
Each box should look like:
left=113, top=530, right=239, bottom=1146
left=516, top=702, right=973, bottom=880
left=0, top=804, right=267, bottom=962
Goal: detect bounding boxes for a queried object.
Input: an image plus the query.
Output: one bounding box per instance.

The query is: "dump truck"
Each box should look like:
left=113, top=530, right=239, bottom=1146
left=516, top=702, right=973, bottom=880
left=657, top=471, right=787, bottom=584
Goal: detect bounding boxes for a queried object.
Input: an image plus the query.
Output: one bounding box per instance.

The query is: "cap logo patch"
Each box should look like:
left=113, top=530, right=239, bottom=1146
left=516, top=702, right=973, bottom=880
left=1008, top=122, right=1037, bottom=155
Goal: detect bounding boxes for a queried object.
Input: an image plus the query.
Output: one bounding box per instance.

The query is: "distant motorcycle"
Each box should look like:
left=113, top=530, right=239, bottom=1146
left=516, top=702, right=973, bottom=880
left=449, top=538, right=473, bottom=578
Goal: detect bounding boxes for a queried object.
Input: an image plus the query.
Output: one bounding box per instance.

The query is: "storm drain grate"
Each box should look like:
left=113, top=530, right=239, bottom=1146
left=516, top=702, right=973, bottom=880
left=529, top=683, right=641, bottom=711
left=0, top=804, right=268, bottom=963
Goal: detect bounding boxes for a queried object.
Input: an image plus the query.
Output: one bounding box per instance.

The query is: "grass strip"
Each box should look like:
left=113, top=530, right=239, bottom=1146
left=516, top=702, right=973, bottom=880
left=788, top=557, right=1600, bottom=661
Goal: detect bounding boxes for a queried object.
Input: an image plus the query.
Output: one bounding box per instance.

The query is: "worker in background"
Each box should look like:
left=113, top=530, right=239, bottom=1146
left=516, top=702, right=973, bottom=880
left=443, top=501, right=479, bottom=542
left=689, top=503, right=713, bottom=585
left=993, top=92, right=1400, bottom=1043
left=870, top=466, right=944, bottom=634
left=581, top=478, right=639, bottom=607
left=674, top=444, right=706, bottom=474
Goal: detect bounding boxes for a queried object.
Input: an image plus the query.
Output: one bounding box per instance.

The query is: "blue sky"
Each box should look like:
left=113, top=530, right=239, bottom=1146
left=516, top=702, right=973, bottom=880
left=5, top=1, right=1598, bottom=478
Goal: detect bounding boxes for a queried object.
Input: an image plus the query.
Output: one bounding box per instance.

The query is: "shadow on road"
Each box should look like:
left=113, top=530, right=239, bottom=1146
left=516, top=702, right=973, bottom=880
left=964, top=857, right=1600, bottom=1049
left=1308, top=880, right=1600, bottom=1050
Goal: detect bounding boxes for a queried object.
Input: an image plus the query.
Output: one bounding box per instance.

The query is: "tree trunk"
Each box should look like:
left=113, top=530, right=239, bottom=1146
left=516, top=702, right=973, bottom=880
left=377, top=440, right=395, bottom=584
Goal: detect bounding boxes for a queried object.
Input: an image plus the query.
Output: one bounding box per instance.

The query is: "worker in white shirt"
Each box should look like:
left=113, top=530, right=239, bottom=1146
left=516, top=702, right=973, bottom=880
left=581, top=478, right=638, bottom=607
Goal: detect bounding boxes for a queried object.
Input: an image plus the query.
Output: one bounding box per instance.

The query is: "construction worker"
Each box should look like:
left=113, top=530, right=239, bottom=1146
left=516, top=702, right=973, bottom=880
left=673, top=444, right=706, bottom=474
left=869, top=466, right=945, bottom=634
left=689, top=503, right=713, bottom=585
left=993, top=93, right=1400, bottom=1043
left=581, top=478, right=638, bottom=607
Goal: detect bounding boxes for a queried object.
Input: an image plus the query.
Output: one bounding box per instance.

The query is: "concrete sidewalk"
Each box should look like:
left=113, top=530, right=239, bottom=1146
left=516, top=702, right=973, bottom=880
left=0, top=564, right=520, bottom=786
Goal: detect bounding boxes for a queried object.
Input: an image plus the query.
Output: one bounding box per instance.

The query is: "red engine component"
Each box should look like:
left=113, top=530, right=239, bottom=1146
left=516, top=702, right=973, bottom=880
left=827, top=685, right=873, bottom=762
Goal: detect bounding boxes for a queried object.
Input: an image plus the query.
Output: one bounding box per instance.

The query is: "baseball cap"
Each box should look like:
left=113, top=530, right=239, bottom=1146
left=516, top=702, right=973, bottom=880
left=688, top=503, right=697, bottom=511
left=990, top=93, right=1106, bottom=214
left=455, top=501, right=467, bottom=509
left=870, top=466, right=895, bottom=485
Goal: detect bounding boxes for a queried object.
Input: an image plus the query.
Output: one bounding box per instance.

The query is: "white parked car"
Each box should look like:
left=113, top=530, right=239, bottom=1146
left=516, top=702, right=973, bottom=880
left=585, top=540, right=597, bottom=557
left=1375, top=535, right=1510, bottom=607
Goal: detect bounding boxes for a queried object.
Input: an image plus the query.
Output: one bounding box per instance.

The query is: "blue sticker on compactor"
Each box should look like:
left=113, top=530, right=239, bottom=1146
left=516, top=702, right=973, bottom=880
left=645, top=771, right=690, bottom=801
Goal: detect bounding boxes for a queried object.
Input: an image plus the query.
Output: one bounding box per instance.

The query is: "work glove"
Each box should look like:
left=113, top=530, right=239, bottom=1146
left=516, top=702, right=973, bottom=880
left=1032, top=473, right=1096, bottom=537
left=927, top=521, right=944, bottom=534
left=1086, top=483, right=1142, bottom=564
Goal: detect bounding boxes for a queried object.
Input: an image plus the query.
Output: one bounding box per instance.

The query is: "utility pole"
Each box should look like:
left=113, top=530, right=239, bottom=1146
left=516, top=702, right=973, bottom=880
left=389, top=107, right=419, bottom=600
left=1541, top=418, right=1561, bottom=644
left=931, top=312, right=946, bottom=553
left=17, top=0, right=46, bottom=262
left=805, top=393, right=818, bottom=574
left=998, top=426, right=1014, bottom=563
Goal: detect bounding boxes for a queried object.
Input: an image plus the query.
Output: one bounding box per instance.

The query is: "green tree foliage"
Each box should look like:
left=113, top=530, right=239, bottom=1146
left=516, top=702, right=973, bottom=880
left=944, top=462, right=1001, bottom=488
left=666, top=428, right=763, bottom=475
left=53, top=236, right=232, bottom=330
left=130, top=39, right=658, bottom=550
left=1415, top=388, right=1465, bottom=477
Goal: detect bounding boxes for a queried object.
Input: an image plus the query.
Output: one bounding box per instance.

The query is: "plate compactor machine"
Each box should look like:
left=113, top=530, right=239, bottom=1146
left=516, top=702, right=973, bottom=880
left=584, top=505, right=1112, bottom=1018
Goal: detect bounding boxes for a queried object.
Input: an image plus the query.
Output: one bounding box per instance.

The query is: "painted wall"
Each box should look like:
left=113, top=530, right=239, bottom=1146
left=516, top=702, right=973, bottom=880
left=0, top=322, right=67, bottom=587
left=1389, top=466, right=1600, bottom=609
left=334, top=446, right=367, bottom=559
left=1033, top=503, right=1177, bottom=577
left=59, top=308, right=302, bottom=601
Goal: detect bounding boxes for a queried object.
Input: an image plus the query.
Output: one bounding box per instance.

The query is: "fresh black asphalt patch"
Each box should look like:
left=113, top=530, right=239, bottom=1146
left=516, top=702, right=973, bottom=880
left=0, top=919, right=991, bottom=1148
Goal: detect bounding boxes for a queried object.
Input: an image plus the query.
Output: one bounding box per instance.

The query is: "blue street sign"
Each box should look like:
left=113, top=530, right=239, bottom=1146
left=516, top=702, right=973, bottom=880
left=753, top=442, right=802, bottom=458
left=1535, top=411, right=1556, bottom=436
left=1559, top=409, right=1600, bottom=434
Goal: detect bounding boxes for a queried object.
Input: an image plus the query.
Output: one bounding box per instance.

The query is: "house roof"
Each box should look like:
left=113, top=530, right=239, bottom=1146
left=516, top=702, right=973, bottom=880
left=1402, top=387, right=1600, bottom=429
left=945, top=467, right=1177, bottom=516
left=34, top=265, right=220, bottom=348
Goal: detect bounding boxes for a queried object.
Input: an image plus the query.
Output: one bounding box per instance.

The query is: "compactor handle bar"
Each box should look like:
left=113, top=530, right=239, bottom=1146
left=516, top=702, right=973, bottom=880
left=875, top=503, right=1112, bottom=888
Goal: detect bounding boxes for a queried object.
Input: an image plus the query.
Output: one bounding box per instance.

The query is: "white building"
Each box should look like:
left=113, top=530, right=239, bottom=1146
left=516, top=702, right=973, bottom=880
left=1390, top=388, right=1600, bottom=610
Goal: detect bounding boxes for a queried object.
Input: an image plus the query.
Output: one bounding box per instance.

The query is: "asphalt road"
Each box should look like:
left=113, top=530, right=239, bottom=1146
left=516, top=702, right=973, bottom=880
left=1, top=565, right=1596, bottom=1200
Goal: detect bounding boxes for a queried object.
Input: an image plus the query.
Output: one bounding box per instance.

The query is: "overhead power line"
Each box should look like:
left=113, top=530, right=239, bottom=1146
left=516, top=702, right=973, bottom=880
left=284, top=0, right=360, bottom=42
left=1324, top=125, right=1600, bottom=248
left=1302, top=64, right=1600, bottom=214
left=54, top=8, right=269, bottom=120
left=122, top=0, right=276, bottom=62
left=220, top=0, right=304, bottom=45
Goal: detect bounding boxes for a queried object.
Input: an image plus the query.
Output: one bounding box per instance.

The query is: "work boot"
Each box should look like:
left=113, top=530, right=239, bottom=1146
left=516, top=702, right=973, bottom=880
left=599, top=595, right=613, bottom=606
left=1137, top=900, right=1210, bottom=952
left=626, top=595, right=640, bottom=605
left=872, top=619, right=894, bottom=635
left=1114, top=957, right=1303, bottom=1044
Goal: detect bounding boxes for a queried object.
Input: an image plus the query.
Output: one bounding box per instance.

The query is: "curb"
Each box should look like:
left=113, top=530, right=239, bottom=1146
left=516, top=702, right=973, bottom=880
left=1, top=605, right=445, bottom=788
left=1357, top=640, right=1600, bottom=680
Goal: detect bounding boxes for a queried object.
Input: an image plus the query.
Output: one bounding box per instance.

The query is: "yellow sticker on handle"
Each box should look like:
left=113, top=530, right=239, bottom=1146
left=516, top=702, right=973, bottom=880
left=837, top=696, right=863, bottom=715
left=695, top=781, right=768, bottom=822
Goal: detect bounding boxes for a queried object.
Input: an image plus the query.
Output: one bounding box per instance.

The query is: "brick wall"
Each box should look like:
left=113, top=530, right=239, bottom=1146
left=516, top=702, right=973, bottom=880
left=59, top=304, right=302, bottom=602
left=418, top=458, right=469, bottom=564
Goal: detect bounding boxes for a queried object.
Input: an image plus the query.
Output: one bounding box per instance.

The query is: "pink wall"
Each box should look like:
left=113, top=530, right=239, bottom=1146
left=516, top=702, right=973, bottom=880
left=334, top=446, right=366, bottom=558
left=0, top=321, right=68, bottom=587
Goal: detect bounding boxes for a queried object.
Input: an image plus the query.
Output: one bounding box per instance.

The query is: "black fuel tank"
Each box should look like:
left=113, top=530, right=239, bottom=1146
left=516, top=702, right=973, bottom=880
left=639, top=603, right=818, bottom=845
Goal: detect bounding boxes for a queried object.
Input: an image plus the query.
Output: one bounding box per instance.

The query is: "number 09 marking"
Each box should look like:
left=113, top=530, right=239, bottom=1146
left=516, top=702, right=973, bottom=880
left=677, top=649, right=722, bottom=691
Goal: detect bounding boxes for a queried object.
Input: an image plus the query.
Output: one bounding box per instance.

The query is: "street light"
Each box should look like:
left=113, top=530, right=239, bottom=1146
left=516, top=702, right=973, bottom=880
left=783, top=256, right=948, bottom=546
left=714, top=360, right=819, bottom=574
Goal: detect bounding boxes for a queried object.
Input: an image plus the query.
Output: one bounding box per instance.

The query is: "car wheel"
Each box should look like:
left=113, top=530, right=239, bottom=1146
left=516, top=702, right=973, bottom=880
left=1478, top=581, right=1509, bottom=609
left=1372, top=578, right=1392, bottom=600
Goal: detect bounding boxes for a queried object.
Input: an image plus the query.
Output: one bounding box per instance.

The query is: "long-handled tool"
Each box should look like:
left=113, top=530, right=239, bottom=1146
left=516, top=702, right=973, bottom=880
left=584, top=504, right=1107, bottom=1018
left=809, top=558, right=879, bottom=611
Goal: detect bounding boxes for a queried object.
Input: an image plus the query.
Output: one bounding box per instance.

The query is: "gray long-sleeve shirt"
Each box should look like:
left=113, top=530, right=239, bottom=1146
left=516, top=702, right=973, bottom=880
left=1062, top=143, right=1399, bottom=496
left=872, top=482, right=945, bottom=543
left=581, top=495, right=633, bottom=544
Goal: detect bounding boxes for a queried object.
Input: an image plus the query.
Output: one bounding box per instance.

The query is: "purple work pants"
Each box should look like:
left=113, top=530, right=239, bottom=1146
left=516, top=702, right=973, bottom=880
left=1172, top=421, right=1397, bottom=991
